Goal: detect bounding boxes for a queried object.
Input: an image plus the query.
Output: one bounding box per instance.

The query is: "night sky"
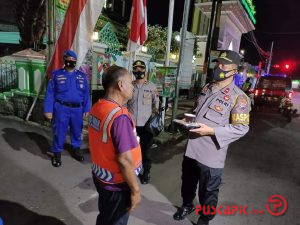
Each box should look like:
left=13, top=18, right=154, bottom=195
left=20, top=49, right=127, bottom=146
left=148, top=0, right=300, bottom=77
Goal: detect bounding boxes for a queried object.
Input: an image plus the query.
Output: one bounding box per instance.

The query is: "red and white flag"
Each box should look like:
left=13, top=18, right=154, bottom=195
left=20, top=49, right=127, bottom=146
left=47, top=0, right=105, bottom=76
left=127, top=0, right=148, bottom=52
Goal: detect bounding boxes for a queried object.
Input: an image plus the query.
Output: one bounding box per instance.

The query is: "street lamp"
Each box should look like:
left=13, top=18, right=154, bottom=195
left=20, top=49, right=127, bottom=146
left=141, top=46, right=148, bottom=53
left=240, top=49, right=245, bottom=55
left=92, top=32, right=99, bottom=41
left=192, top=55, right=196, bottom=63
left=170, top=53, right=177, bottom=60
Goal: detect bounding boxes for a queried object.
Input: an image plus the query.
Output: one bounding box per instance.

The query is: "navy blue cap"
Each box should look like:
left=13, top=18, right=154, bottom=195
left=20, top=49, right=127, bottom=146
left=63, top=50, right=77, bottom=60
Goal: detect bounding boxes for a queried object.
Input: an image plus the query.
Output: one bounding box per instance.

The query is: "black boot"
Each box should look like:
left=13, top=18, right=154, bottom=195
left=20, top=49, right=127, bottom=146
left=71, top=148, right=84, bottom=162
left=51, top=152, right=62, bottom=167
left=196, top=217, right=209, bottom=225
left=139, top=172, right=150, bottom=185
left=173, top=204, right=195, bottom=220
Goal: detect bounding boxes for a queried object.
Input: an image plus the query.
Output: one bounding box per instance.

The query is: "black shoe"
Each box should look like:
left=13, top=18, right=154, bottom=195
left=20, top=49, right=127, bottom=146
left=139, top=173, right=150, bottom=184
left=196, top=217, right=209, bottom=225
left=173, top=204, right=195, bottom=220
left=71, top=148, right=84, bottom=162
left=51, top=153, right=62, bottom=167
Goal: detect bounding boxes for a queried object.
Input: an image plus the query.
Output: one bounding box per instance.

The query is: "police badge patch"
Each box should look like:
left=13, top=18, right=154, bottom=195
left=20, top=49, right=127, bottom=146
left=224, top=95, right=230, bottom=101
left=238, top=97, right=248, bottom=108
left=224, top=88, right=230, bottom=94
left=214, top=105, right=223, bottom=112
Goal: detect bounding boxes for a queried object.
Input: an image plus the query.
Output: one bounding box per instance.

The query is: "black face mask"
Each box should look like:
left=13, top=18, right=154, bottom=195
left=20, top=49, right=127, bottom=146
left=213, top=67, right=235, bottom=82
left=65, top=60, right=76, bottom=69
left=133, top=71, right=145, bottom=79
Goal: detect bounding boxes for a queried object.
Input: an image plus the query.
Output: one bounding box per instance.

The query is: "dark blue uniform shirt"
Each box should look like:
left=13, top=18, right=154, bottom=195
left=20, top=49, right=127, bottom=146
left=44, top=68, right=90, bottom=113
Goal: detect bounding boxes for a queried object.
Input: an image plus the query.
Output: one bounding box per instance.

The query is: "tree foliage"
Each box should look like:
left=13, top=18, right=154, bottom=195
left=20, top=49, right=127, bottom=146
left=95, top=20, right=182, bottom=60
left=145, top=25, right=167, bottom=60
left=15, top=0, right=46, bottom=50
left=145, top=25, right=181, bottom=60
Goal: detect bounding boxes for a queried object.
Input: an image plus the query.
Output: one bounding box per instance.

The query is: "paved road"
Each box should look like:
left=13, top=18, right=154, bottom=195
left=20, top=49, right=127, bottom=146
left=0, top=107, right=299, bottom=225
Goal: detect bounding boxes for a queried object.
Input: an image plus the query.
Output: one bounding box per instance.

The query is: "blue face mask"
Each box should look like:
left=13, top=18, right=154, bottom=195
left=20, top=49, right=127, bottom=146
left=213, top=67, right=235, bottom=82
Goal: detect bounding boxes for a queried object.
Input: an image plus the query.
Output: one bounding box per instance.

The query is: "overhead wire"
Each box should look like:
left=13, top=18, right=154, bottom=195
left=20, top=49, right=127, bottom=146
left=235, top=0, right=270, bottom=59
left=222, top=1, right=264, bottom=60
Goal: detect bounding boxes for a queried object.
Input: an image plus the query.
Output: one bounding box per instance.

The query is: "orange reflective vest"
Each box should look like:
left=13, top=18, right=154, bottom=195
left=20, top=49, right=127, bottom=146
left=88, top=99, right=142, bottom=184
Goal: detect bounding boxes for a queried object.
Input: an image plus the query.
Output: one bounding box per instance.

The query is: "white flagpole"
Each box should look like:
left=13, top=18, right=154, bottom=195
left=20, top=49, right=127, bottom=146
left=162, top=0, right=175, bottom=130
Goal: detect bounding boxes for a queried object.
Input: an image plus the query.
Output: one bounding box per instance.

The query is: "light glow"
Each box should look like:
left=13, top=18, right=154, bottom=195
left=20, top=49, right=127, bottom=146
left=242, top=0, right=257, bottom=24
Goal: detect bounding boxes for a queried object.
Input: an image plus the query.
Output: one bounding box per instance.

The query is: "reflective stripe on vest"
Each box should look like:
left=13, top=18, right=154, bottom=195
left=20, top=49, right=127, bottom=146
left=92, top=163, right=114, bottom=183
left=102, top=106, right=121, bottom=143
left=135, top=164, right=143, bottom=176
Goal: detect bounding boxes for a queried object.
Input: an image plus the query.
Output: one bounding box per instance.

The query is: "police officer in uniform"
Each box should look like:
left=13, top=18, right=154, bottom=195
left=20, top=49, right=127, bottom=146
left=127, top=60, right=159, bottom=184
left=173, top=50, right=250, bottom=225
left=44, top=50, right=91, bottom=167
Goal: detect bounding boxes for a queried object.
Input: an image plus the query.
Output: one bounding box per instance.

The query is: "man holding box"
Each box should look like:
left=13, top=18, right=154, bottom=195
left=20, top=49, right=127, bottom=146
left=173, top=50, right=251, bottom=225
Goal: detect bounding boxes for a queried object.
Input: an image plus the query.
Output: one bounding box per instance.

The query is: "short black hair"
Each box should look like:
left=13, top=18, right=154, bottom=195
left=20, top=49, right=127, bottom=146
left=102, top=65, right=128, bottom=91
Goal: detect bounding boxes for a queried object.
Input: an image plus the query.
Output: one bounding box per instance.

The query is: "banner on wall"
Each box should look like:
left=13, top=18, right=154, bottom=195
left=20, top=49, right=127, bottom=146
left=149, top=66, right=177, bottom=97
left=95, top=53, right=118, bottom=85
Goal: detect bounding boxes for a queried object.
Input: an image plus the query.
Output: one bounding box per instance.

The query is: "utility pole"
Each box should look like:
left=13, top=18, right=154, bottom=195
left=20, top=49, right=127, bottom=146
left=163, top=0, right=175, bottom=130
left=266, top=41, right=274, bottom=74
left=25, top=0, right=54, bottom=121
left=47, top=0, right=54, bottom=63
left=211, top=0, right=222, bottom=50
left=166, top=0, right=174, bottom=67
left=201, top=0, right=217, bottom=87
left=171, top=0, right=191, bottom=132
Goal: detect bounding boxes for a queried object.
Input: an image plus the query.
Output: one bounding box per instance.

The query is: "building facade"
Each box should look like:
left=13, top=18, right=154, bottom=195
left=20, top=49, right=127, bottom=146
left=191, top=0, right=255, bottom=71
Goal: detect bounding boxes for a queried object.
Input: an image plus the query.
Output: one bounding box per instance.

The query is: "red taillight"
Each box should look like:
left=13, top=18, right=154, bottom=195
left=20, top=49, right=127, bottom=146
left=255, top=90, right=259, bottom=96
left=288, top=92, right=292, bottom=99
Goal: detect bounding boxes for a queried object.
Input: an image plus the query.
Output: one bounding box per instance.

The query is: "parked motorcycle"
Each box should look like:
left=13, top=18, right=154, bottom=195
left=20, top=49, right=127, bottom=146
left=279, top=97, right=297, bottom=122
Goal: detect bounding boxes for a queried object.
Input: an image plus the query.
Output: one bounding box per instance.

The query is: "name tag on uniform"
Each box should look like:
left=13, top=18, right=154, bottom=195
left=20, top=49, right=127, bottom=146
left=143, top=91, right=152, bottom=105
left=88, top=115, right=101, bottom=131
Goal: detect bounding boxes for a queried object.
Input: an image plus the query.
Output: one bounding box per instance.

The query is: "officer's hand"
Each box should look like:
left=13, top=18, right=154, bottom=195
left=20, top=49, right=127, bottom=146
left=44, top=113, right=53, bottom=120
left=83, top=112, right=89, bottom=118
left=129, top=190, right=141, bottom=212
left=190, top=123, right=215, bottom=136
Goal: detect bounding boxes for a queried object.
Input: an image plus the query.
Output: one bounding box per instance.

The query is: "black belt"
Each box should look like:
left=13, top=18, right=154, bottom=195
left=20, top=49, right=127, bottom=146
left=56, top=99, right=83, bottom=108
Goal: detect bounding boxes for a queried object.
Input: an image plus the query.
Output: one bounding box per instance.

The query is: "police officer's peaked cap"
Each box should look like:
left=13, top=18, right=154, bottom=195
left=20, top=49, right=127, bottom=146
left=133, top=60, right=146, bottom=68
left=214, top=50, right=240, bottom=66
left=64, top=49, right=77, bottom=60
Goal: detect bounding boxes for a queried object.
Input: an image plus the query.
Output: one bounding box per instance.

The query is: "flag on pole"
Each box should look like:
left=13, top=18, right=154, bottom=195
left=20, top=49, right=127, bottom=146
left=127, top=0, right=148, bottom=52
left=47, top=0, right=105, bottom=77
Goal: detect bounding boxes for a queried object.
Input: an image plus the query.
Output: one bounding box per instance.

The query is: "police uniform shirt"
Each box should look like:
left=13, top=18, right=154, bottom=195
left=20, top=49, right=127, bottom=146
left=186, top=81, right=250, bottom=169
left=127, top=81, right=159, bottom=127
left=44, top=68, right=91, bottom=113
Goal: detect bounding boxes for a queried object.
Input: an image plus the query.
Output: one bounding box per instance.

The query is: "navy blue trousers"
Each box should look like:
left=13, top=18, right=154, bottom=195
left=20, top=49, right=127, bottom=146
left=93, top=176, right=131, bottom=225
left=181, top=156, right=223, bottom=221
left=52, top=102, right=83, bottom=152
